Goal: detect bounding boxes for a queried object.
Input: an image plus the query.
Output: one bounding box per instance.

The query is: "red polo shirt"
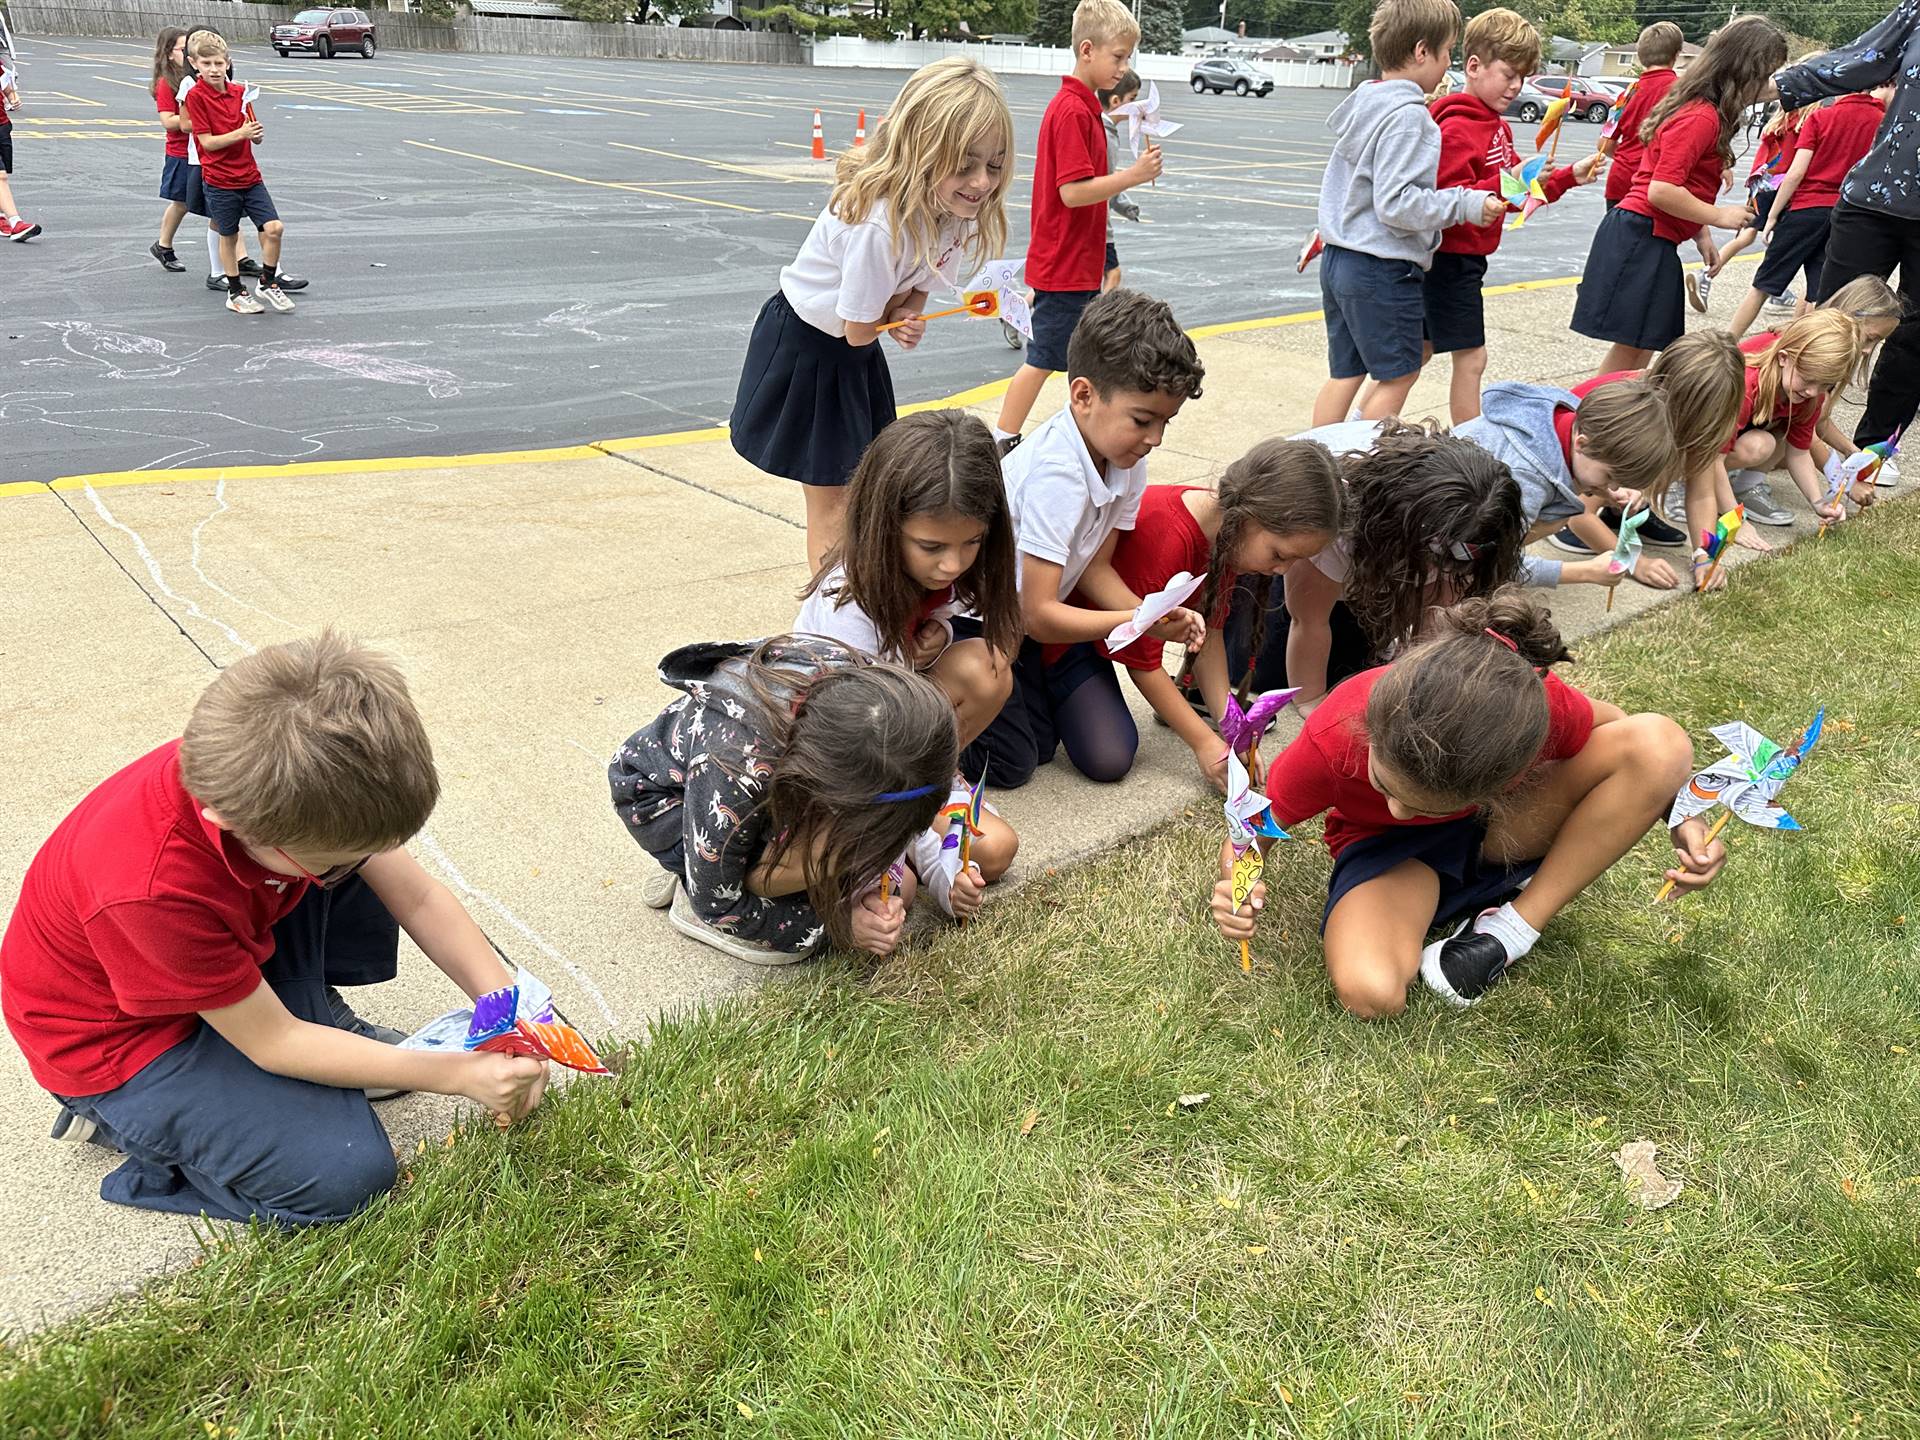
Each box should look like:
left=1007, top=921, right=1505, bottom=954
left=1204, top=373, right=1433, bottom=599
left=1027, top=77, right=1108, bottom=293
left=1621, top=100, right=1724, bottom=244
left=0, top=741, right=306, bottom=1097
left=1786, top=94, right=1887, bottom=211
left=155, top=78, right=190, bottom=160
left=1603, top=67, right=1677, bottom=206
left=1265, top=665, right=1595, bottom=858
left=183, top=79, right=261, bottom=190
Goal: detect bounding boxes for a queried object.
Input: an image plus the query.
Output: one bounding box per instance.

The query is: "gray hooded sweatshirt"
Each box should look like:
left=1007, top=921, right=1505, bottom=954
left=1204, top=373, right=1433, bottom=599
left=1456, top=381, right=1587, bottom=587
left=1318, top=78, right=1486, bottom=267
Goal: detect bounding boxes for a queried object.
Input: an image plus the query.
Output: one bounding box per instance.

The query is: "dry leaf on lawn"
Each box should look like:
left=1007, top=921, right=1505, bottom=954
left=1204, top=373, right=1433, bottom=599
left=1018, top=1108, right=1040, bottom=1137
left=1614, top=1140, right=1683, bottom=1210
left=1176, top=1092, right=1211, bottom=1111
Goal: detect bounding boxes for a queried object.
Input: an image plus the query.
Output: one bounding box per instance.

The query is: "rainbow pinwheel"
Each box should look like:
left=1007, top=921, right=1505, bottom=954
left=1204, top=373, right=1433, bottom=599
left=1599, top=80, right=1635, bottom=143
left=940, top=767, right=989, bottom=871
left=400, top=968, right=611, bottom=1075
left=1828, top=427, right=1903, bottom=488
left=1657, top=708, right=1823, bottom=901
left=1504, top=155, right=1552, bottom=228
left=1748, top=147, right=1788, bottom=195
left=1695, top=503, right=1744, bottom=590
left=1111, top=80, right=1182, bottom=159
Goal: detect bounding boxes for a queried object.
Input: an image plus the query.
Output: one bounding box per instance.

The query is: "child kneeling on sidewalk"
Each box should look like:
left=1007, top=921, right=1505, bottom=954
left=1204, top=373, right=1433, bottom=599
left=0, top=633, right=548, bottom=1225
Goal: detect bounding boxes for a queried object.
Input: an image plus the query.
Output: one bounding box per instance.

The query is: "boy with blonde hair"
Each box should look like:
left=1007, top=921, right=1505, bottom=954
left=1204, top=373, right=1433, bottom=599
left=1421, top=7, right=1602, bottom=420
left=993, top=0, right=1163, bottom=451
left=1310, top=0, right=1504, bottom=427
left=183, top=30, right=292, bottom=314
left=1, top=633, right=549, bottom=1225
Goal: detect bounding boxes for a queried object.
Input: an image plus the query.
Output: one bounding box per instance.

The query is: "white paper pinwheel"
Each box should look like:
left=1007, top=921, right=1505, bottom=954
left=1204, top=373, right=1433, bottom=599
left=1105, top=570, right=1204, bottom=651
left=1666, top=709, right=1823, bottom=833
left=949, top=257, right=1031, bottom=341
left=1223, top=751, right=1288, bottom=849
left=1111, top=81, right=1182, bottom=159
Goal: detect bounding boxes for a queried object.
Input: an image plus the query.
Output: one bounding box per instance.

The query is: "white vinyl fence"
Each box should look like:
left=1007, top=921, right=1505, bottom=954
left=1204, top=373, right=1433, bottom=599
left=813, top=37, right=1355, bottom=89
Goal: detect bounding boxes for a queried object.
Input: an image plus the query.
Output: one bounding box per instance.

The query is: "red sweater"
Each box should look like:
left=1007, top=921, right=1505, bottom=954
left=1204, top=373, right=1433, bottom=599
left=1431, top=92, right=1576, bottom=256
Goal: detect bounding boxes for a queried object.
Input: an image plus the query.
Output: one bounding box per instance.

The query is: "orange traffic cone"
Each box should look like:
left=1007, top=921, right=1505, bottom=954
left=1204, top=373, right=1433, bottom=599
left=854, top=108, right=867, bottom=146
left=811, top=108, right=825, bottom=161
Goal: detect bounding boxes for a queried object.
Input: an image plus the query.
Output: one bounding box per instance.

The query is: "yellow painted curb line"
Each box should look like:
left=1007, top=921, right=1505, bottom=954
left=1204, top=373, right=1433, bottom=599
left=23, top=255, right=1764, bottom=500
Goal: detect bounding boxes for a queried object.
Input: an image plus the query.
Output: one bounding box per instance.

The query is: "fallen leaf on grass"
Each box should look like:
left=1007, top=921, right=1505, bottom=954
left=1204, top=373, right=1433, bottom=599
left=1175, top=1092, right=1211, bottom=1111
left=1535, top=1286, right=1555, bottom=1308
left=1276, top=1385, right=1294, bottom=1405
left=1216, top=1194, right=1241, bottom=1211
left=1018, top=1108, right=1040, bottom=1137
left=737, top=1401, right=755, bottom=1418
left=1840, top=1177, right=1857, bottom=1200
left=1245, top=1245, right=1267, bottom=1255
left=1614, top=1141, right=1683, bottom=1210
left=1892, top=1045, right=1909, bottom=1055
left=1582, top=1280, right=1606, bottom=1304
left=1521, top=1177, right=1542, bottom=1204
left=752, top=1247, right=764, bottom=1263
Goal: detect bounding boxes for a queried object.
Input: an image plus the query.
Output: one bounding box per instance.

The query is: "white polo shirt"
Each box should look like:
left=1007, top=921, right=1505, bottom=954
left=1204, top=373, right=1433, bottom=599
left=793, top=565, right=956, bottom=664
left=779, top=199, right=973, bottom=338
left=1003, top=405, right=1149, bottom=598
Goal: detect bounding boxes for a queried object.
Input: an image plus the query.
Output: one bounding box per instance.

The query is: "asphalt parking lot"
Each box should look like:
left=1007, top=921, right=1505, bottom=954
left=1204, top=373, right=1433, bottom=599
left=1, top=37, right=1607, bottom=483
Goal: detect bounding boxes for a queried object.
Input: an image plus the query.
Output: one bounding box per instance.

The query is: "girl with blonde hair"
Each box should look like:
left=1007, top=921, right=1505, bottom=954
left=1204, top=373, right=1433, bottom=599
left=729, top=56, right=1016, bottom=572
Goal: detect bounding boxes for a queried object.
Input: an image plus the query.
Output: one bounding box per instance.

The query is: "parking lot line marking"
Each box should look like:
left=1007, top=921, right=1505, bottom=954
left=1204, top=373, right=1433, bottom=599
left=404, top=139, right=815, bottom=220
left=428, top=86, right=650, bottom=118
left=605, top=140, right=818, bottom=184
left=32, top=90, right=106, bottom=106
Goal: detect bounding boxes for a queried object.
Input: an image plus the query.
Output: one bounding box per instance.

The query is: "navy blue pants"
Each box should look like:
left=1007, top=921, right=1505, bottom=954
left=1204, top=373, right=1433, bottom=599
left=1224, top=575, right=1372, bottom=697
left=54, top=878, right=401, bottom=1226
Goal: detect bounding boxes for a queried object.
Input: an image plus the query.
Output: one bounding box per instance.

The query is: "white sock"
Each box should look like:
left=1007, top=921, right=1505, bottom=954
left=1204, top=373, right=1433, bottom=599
left=206, top=230, right=222, bottom=276
left=1473, top=901, right=1540, bottom=963
left=991, top=426, right=1016, bottom=444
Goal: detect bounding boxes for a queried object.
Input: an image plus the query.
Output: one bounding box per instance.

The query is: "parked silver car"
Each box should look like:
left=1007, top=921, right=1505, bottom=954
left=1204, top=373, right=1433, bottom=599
left=1189, top=58, right=1274, bottom=97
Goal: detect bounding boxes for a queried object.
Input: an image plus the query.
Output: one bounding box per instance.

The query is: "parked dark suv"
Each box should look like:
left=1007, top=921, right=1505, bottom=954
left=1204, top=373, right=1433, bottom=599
left=271, top=8, right=377, bottom=59
left=1189, top=58, right=1274, bottom=97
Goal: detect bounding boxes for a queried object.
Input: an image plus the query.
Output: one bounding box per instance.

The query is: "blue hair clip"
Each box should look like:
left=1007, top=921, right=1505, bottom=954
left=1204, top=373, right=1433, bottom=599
left=873, top=782, right=941, bottom=803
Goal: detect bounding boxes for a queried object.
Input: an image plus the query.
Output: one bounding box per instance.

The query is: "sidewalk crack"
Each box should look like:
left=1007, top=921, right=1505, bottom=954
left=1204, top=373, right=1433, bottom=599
left=590, top=446, right=804, bottom=531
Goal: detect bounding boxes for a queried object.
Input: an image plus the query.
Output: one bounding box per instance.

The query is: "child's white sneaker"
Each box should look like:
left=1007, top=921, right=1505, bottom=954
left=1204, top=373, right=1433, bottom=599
left=226, top=289, right=265, bottom=315
left=259, top=284, right=295, bottom=313
left=668, top=885, right=812, bottom=966
left=641, top=865, right=677, bottom=909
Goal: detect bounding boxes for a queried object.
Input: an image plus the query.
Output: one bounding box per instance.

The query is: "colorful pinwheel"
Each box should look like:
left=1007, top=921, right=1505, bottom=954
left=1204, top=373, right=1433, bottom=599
left=1223, top=751, right=1288, bottom=972
left=458, top=975, right=602, bottom=1075
left=1535, top=94, right=1571, bottom=159
left=1111, top=80, right=1182, bottom=159
left=1296, top=229, right=1324, bottom=273
left=940, top=767, right=989, bottom=872
left=1748, top=147, right=1788, bottom=195
left=1505, top=155, right=1552, bottom=228
left=1219, top=686, right=1300, bottom=770
left=1598, top=79, right=1635, bottom=146
left=1695, top=503, right=1744, bottom=591
left=1658, top=708, right=1824, bottom=900
left=1604, top=503, right=1649, bottom=611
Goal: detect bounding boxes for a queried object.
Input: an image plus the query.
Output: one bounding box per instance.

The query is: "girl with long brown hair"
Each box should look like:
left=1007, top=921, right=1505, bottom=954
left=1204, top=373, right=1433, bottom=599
left=1573, top=15, right=1788, bottom=371
left=149, top=27, right=193, bottom=271
left=1211, top=589, right=1726, bottom=1017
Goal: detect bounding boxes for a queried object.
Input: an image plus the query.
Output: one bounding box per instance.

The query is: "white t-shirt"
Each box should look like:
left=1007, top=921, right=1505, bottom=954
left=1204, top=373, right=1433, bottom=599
left=1002, top=405, right=1149, bottom=599
left=1291, top=418, right=1383, bottom=584
left=792, top=565, right=957, bottom=665
left=177, top=74, right=201, bottom=166
left=780, top=198, right=973, bottom=338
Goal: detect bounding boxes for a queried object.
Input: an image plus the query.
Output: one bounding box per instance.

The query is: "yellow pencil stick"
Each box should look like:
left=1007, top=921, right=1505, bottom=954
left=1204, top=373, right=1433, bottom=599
left=1655, top=809, right=1733, bottom=903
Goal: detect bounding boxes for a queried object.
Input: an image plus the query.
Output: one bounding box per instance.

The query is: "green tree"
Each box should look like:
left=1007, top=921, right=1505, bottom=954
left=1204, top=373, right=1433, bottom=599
left=1139, top=0, right=1184, bottom=53
left=1032, top=0, right=1074, bottom=45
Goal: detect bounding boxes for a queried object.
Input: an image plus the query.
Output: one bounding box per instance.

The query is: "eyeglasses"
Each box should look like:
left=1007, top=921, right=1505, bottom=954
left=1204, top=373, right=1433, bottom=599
left=273, top=848, right=371, bottom=890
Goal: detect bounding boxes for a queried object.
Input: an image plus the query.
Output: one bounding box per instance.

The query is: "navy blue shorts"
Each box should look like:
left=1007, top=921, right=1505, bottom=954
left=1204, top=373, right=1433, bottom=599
left=1423, top=251, right=1489, bottom=355
left=1104, top=239, right=1120, bottom=273
left=50, top=877, right=403, bottom=1225
left=0, top=122, right=12, bottom=176
left=1321, top=244, right=1427, bottom=382
left=1571, top=207, right=1683, bottom=352
left=959, top=636, right=1134, bottom=788
left=160, top=154, right=207, bottom=213
left=204, top=180, right=279, bottom=237
left=1753, top=204, right=1831, bottom=297
left=1322, top=814, right=1539, bottom=935
left=1027, top=288, right=1099, bottom=373
left=1750, top=186, right=1778, bottom=233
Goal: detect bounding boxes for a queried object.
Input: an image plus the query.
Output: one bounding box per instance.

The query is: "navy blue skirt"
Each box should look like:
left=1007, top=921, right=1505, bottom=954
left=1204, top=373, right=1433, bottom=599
left=1571, top=207, right=1684, bottom=352
left=730, top=291, right=896, bottom=488
left=160, top=154, right=207, bottom=214
left=1321, top=815, right=1539, bottom=935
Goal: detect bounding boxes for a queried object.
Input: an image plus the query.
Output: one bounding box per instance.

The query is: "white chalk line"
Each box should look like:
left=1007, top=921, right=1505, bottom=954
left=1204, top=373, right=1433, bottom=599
left=188, top=480, right=299, bottom=633
left=82, top=483, right=255, bottom=656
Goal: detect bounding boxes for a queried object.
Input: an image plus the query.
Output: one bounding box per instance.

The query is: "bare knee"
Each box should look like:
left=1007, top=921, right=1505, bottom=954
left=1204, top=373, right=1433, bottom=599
left=1328, top=956, right=1411, bottom=1020
left=942, top=641, right=1011, bottom=708
left=1730, top=430, right=1776, bottom=468
left=261, top=220, right=285, bottom=241
left=972, top=820, right=1018, bottom=881
left=1623, top=713, right=1695, bottom=795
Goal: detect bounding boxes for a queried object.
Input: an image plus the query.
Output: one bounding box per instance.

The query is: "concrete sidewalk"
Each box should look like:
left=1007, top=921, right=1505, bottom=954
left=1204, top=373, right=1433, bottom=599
left=0, top=280, right=1894, bottom=1335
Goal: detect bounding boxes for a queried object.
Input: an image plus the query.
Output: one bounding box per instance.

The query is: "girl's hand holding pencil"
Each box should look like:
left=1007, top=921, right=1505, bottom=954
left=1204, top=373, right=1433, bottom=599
left=1210, top=872, right=1263, bottom=943
left=853, top=886, right=907, bottom=956
left=881, top=305, right=927, bottom=350
left=1658, top=814, right=1730, bottom=899
left=948, top=864, right=986, bottom=922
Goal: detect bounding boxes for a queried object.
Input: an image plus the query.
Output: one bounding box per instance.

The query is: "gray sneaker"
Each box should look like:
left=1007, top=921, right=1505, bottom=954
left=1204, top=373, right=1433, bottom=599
left=642, top=865, right=677, bottom=910
left=326, top=986, right=409, bottom=1100
left=668, top=885, right=814, bottom=966
left=1730, top=469, right=1795, bottom=526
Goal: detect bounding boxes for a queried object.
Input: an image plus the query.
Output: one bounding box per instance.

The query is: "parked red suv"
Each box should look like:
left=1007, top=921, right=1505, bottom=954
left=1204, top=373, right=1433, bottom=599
left=271, top=8, right=377, bottom=59
left=1524, top=75, right=1616, bottom=122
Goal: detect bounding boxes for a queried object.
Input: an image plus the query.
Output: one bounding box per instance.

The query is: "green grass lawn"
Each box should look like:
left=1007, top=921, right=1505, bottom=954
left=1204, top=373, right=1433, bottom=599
left=6, top=507, right=1919, bottom=1440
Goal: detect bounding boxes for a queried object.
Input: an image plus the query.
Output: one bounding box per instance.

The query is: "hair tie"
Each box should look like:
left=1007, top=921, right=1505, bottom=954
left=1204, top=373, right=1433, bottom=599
left=1485, top=627, right=1519, bottom=653
left=874, top=782, right=941, bottom=804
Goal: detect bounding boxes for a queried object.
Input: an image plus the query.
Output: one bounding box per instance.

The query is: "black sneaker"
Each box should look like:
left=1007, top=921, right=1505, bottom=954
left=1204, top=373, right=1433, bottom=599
left=275, top=273, right=309, bottom=291
left=205, top=273, right=228, bottom=292
left=1419, top=912, right=1514, bottom=1008
left=149, top=242, right=185, bottom=272
left=326, top=985, right=410, bottom=1100
left=1600, top=505, right=1686, bottom=548
left=49, top=1106, right=118, bottom=1149
left=238, top=256, right=262, bottom=276
left=1547, top=525, right=1595, bottom=555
